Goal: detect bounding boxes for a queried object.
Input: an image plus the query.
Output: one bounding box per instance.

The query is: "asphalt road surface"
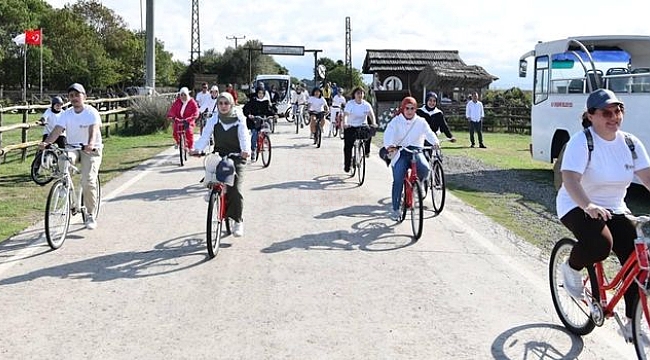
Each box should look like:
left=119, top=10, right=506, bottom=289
left=0, top=120, right=638, bottom=359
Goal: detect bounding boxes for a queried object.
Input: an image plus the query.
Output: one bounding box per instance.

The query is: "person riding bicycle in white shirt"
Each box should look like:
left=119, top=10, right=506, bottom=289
left=307, top=87, right=329, bottom=143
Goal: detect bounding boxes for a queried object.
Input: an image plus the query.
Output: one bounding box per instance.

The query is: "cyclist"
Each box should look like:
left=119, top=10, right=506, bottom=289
left=39, top=96, right=66, bottom=149
left=291, top=85, right=309, bottom=126
left=191, top=92, right=251, bottom=237
left=557, top=89, right=650, bottom=338
left=39, top=83, right=103, bottom=230
left=329, top=90, right=346, bottom=137
left=243, top=85, right=277, bottom=161
left=416, top=91, right=457, bottom=144
left=307, top=87, right=329, bottom=143
left=166, top=87, right=200, bottom=150
left=195, top=82, right=212, bottom=114
left=383, top=96, right=440, bottom=221
left=343, top=87, right=376, bottom=172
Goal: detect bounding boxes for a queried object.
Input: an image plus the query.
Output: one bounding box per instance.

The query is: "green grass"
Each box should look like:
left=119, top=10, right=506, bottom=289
left=0, top=125, right=174, bottom=243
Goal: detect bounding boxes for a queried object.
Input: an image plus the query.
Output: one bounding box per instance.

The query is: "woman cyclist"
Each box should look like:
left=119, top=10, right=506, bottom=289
left=167, top=87, right=199, bottom=150
left=342, top=87, right=376, bottom=173
left=39, top=96, right=66, bottom=148
left=307, top=87, right=329, bottom=143
left=243, top=85, right=276, bottom=161
left=191, top=92, right=251, bottom=237
left=416, top=91, right=456, bottom=143
left=329, top=90, right=346, bottom=137
left=383, top=97, right=439, bottom=221
left=558, top=89, right=650, bottom=339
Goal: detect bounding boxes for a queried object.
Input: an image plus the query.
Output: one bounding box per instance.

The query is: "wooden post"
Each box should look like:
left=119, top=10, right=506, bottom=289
left=21, top=106, right=28, bottom=162
left=104, top=112, right=110, bottom=138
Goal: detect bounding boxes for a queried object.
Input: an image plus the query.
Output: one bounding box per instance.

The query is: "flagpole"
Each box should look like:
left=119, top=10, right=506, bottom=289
left=40, top=28, right=43, bottom=100
left=23, top=44, right=27, bottom=103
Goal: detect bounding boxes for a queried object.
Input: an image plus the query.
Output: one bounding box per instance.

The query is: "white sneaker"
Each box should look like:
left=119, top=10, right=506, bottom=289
left=233, top=222, right=244, bottom=237
left=85, top=214, right=97, bottom=230
left=390, top=209, right=401, bottom=221
left=204, top=191, right=211, bottom=202
left=561, top=261, right=584, bottom=299
left=618, top=318, right=633, bottom=343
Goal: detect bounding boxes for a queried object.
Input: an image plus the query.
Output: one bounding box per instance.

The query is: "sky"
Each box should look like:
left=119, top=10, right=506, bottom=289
left=44, top=0, right=650, bottom=90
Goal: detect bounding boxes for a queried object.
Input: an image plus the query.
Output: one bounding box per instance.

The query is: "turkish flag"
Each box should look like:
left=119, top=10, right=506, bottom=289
left=25, top=29, right=42, bottom=46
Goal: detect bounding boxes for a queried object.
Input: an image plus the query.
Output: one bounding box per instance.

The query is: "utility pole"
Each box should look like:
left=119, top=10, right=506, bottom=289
left=226, top=35, right=245, bottom=48
left=145, top=0, right=155, bottom=89
left=345, top=17, right=352, bottom=89
left=305, top=49, right=322, bottom=85
left=190, top=0, right=201, bottom=71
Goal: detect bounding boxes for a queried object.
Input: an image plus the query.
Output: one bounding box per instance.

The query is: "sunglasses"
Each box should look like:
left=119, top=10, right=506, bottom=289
left=405, top=106, right=416, bottom=111
left=598, top=107, right=623, bottom=118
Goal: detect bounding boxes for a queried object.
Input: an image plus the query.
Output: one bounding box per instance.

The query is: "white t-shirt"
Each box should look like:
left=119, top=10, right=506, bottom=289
left=57, top=105, right=103, bottom=148
left=344, top=99, right=373, bottom=127
left=307, top=96, right=327, bottom=112
left=556, top=129, right=650, bottom=217
left=332, top=94, right=346, bottom=108
left=41, top=108, right=64, bottom=135
left=195, top=91, right=212, bottom=112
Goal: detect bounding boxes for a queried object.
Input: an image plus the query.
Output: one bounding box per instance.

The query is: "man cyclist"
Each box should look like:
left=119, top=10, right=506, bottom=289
left=39, top=83, right=103, bottom=230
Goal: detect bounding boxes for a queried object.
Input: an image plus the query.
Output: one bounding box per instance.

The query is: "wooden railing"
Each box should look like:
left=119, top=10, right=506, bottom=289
left=0, top=94, right=173, bottom=163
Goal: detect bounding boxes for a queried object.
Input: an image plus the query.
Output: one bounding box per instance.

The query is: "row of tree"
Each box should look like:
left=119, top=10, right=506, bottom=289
left=0, top=0, right=365, bottom=101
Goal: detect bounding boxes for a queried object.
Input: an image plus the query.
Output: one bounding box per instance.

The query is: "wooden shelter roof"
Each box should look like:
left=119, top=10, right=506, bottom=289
left=414, top=64, right=498, bottom=90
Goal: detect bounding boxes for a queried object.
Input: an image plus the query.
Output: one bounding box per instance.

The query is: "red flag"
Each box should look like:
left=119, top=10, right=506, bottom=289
left=25, top=29, right=42, bottom=46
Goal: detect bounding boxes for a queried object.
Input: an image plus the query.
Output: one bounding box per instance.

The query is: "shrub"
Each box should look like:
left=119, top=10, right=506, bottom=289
left=127, top=96, right=171, bottom=135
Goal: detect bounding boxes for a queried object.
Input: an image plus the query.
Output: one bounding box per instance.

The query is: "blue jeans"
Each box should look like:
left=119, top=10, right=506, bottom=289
left=391, top=149, right=430, bottom=211
left=250, top=129, right=259, bottom=152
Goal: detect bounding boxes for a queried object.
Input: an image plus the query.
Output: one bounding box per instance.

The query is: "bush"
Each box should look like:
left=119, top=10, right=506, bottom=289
left=127, top=96, right=171, bottom=135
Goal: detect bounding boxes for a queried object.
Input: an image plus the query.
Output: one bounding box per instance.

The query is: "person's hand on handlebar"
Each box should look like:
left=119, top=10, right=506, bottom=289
left=189, top=149, right=205, bottom=156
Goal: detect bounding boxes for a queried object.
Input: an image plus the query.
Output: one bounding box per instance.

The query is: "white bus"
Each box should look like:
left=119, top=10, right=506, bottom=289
left=254, top=74, right=291, bottom=117
left=519, top=35, right=650, bottom=170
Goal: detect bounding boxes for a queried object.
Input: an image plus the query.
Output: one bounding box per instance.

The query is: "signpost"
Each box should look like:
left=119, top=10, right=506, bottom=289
left=261, top=45, right=304, bottom=56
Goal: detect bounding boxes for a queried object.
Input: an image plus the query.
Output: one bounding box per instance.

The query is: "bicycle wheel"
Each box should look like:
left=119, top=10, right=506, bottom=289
left=285, top=108, right=293, bottom=122
left=633, top=294, right=650, bottom=359
left=81, top=176, right=102, bottom=222
left=179, top=131, right=185, bottom=166
left=206, top=189, right=223, bottom=258
left=30, top=151, right=55, bottom=186
left=431, top=161, right=446, bottom=214
left=261, top=134, right=272, bottom=168
left=549, top=238, right=599, bottom=335
left=357, top=142, right=366, bottom=186
left=399, top=182, right=408, bottom=223
left=303, top=111, right=311, bottom=126
left=45, top=180, right=71, bottom=250
left=295, top=114, right=300, bottom=134
left=410, top=180, right=424, bottom=241
left=316, top=120, right=322, bottom=148
left=269, top=118, right=275, bottom=134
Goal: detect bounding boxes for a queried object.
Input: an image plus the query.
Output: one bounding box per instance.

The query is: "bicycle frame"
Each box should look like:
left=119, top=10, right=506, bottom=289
left=401, top=148, right=422, bottom=208
left=54, top=148, right=87, bottom=215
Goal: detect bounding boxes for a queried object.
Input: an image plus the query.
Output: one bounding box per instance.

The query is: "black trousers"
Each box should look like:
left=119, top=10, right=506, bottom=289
left=343, top=127, right=372, bottom=170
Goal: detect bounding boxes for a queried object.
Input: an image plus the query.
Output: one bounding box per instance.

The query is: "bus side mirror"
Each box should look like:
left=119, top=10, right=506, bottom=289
left=519, top=60, right=528, bottom=77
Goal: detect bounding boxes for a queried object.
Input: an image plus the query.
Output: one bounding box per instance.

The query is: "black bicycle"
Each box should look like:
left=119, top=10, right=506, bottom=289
left=310, top=111, right=326, bottom=148
left=424, top=145, right=446, bottom=214
left=350, top=126, right=372, bottom=186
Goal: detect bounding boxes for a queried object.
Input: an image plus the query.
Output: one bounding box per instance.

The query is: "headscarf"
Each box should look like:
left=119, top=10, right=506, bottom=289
left=396, top=96, right=418, bottom=119
left=216, top=92, right=238, bottom=124
left=424, top=92, right=438, bottom=111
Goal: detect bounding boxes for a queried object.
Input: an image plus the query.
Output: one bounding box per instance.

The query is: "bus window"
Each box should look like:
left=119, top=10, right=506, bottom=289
left=534, top=56, right=549, bottom=104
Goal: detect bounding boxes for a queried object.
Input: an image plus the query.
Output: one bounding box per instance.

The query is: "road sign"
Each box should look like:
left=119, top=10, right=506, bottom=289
left=262, top=45, right=305, bottom=56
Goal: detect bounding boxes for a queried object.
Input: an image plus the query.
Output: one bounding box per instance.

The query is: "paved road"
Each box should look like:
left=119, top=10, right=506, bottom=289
left=0, top=120, right=638, bottom=359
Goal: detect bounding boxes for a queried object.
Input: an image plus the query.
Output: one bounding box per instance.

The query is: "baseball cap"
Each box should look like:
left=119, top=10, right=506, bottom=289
left=210, top=85, right=219, bottom=92
left=67, top=83, right=86, bottom=94
left=586, top=89, right=623, bottom=110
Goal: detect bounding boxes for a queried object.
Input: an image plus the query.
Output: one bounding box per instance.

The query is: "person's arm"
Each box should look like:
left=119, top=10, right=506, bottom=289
left=635, top=167, right=650, bottom=193
left=237, top=117, right=252, bottom=159
left=480, top=102, right=485, bottom=120
left=192, top=114, right=218, bottom=152
left=562, top=170, right=611, bottom=220
left=185, top=99, right=200, bottom=122
left=367, top=104, right=377, bottom=126
left=40, top=125, right=65, bottom=149
left=465, top=103, right=471, bottom=121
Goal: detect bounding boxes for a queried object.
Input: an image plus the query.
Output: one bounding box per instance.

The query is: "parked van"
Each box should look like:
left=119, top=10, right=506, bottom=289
left=254, top=75, right=291, bottom=117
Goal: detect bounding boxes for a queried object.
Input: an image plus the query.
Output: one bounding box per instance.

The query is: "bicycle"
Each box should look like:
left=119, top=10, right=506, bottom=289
left=310, top=111, right=326, bottom=148
left=394, top=146, right=425, bottom=241
left=291, top=103, right=305, bottom=134
left=43, top=144, right=102, bottom=250
left=198, top=152, right=241, bottom=259
left=349, top=125, right=373, bottom=186
left=549, top=213, right=650, bottom=358
left=252, top=116, right=272, bottom=168
left=173, top=118, right=190, bottom=166
left=331, top=109, right=345, bottom=139
left=31, top=147, right=58, bottom=186
left=423, top=144, right=446, bottom=215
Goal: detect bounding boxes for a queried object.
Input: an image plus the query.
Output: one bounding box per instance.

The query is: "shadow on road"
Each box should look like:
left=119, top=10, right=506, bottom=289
left=106, top=183, right=204, bottom=202
left=261, top=202, right=417, bottom=253
left=491, top=323, right=584, bottom=359
left=251, top=174, right=359, bottom=192
left=0, top=233, right=208, bottom=285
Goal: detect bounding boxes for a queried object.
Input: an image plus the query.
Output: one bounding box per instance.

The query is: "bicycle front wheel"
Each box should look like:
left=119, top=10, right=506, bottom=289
left=261, top=135, right=272, bottom=168
left=549, top=238, right=598, bottom=335
left=410, top=180, right=424, bottom=241
left=31, top=151, right=55, bottom=186
left=179, top=132, right=185, bottom=166
left=315, top=122, right=322, bottom=148
left=431, top=161, right=446, bottom=214
left=206, top=190, right=223, bottom=259
left=633, top=291, right=650, bottom=359
left=45, top=180, right=71, bottom=250
left=357, top=142, right=366, bottom=186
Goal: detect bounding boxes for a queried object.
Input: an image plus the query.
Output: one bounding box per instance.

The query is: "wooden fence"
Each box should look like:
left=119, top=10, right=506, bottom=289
left=0, top=94, right=173, bottom=163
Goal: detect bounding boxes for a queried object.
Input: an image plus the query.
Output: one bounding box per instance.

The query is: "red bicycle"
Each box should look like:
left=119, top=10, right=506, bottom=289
left=394, top=146, right=425, bottom=241
left=196, top=152, right=241, bottom=259
left=173, top=118, right=190, bottom=166
left=549, top=213, right=650, bottom=358
left=252, top=116, right=272, bottom=168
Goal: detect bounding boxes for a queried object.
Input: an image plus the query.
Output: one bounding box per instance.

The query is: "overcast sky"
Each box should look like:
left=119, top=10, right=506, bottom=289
left=45, top=0, right=650, bottom=90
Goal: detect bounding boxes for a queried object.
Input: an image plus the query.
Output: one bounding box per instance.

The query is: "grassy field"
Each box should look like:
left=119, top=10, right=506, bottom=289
left=0, top=113, right=173, bottom=243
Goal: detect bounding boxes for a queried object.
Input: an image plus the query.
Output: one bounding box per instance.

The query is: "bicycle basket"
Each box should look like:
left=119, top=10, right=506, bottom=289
left=203, top=153, right=222, bottom=187
left=355, top=126, right=371, bottom=140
